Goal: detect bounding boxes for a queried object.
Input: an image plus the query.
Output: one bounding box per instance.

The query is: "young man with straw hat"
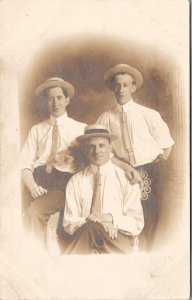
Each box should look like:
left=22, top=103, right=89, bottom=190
left=57, top=124, right=144, bottom=254
left=96, top=64, right=174, bottom=250
left=21, top=77, right=86, bottom=244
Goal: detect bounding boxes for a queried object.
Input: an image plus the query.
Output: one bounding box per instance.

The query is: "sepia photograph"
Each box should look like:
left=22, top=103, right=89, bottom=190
left=0, top=0, right=190, bottom=299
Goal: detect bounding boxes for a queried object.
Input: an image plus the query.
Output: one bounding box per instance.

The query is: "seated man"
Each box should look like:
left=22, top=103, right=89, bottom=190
left=57, top=125, right=144, bottom=254
left=21, top=77, right=86, bottom=244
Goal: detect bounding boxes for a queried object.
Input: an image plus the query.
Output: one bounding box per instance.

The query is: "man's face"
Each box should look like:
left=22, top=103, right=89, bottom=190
left=47, top=87, right=69, bottom=118
left=112, top=73, right=136, bottom=105
left=86, top=136, right=112, bottom=166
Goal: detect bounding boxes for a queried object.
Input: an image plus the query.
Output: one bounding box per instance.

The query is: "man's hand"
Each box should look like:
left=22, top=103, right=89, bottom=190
left=65, top=223, right=80, bottom=235
left=125, top=166, right=144, bottom=191
left=30, top=183, right=47, bottom=199
left=102, top=222, right=118, bottom=239
left=88, top=212, right=113, bottom=224
left=110, top=157, right=143, bottom=190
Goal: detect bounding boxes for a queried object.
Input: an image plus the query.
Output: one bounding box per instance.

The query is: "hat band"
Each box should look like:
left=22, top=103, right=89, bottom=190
left=85, top=128, right=109, bottom=135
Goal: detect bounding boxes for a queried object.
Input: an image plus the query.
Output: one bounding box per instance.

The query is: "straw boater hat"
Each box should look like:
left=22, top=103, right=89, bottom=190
left=76, top=125, right=116, bottom=142
left=104, top=64, right=143, bottom=90
left=35, top=77, right=75, bottom=98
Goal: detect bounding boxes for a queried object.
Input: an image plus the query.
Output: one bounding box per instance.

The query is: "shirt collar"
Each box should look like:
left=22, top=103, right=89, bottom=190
left=49, top=113, right=68, bottom=125
left=116, top=98, right=135, bottom=113
left=90, top=160, right=113, bottom=175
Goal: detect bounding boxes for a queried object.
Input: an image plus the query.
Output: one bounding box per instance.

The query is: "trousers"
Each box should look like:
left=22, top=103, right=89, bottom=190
left=135, top=160, right=165, bottom=251
left=57, top=221, right=133, bottom=255
left=23, top=166, right=73, bottom=243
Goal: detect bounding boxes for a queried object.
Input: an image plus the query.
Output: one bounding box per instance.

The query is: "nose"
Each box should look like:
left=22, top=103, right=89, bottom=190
left=95, top=145, right=100, bottom=155
left=52, top=97, right=59, bottom=106
left=119, top=85, right=124, bottom=93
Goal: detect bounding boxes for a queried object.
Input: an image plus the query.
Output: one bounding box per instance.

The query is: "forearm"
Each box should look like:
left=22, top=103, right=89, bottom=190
left=111, top=156, right=133, bottom=171
left=21, top=169, right=36, bottom=192
left=112, top=214, right=144, bottom=236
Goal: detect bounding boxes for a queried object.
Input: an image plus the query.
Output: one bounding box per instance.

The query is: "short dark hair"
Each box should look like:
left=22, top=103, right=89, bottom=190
left=111, top=72, right=136, bottom=86
left=43, top=86, right=68, bottom=98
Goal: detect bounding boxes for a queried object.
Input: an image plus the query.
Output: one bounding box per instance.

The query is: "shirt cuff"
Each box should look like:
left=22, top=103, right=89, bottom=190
left=112, top=213, right=141, bottom=236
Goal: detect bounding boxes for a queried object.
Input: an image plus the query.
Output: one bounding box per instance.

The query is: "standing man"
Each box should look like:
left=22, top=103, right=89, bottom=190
left=57, top=125, right=144, bottom=254
left=96, top=64, right=174, bottom=250
left=21, top=77, right=86, bottom=244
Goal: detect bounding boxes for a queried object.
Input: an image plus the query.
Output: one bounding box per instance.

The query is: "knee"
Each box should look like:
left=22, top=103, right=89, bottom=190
left=28, top=199, right=46, bottom=219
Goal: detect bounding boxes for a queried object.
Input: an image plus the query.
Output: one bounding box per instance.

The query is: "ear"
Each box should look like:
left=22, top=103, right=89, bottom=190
left=131, top=84, right=137, bottom=93
left=65, top=97, right=70, bottom=106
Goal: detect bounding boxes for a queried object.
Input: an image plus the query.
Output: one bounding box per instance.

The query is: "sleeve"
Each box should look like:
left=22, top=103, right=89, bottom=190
left=96, top=112, right=110, bottom=128
left=112, top=183, right=144, bottom=236
left=20, top=126, right=38, bottom=171
left=96, top=113, right=115, bottom=157
left=63, top=175, right=86, bottom=234
left=145, top=110, right=174, bottom=149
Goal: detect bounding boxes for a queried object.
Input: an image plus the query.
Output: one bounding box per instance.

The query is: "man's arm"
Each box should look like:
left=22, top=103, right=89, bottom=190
left=111, top=183, right=144, bottom=236
left=111, top=156, right=143, bottom=190
left=64, top=175, right=86, bottom=235
left=22, top=169, right=47, bottom=198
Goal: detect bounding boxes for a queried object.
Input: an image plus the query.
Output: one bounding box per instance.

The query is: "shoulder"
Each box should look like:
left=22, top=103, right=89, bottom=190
left=97, top=108, right=117, bottom=123
left=67, top=117, right=86, bottom=129
left=134, top=103, right=161, bottom=119
left=28, top=119, right=50, bottom=133
left=109, top=161, right=127, bottom=179
left=68, top=165, right=91, bottom=183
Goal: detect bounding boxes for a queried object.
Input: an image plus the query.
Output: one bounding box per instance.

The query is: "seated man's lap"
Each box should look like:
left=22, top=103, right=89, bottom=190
left=57, top=221, right=133, bottom=254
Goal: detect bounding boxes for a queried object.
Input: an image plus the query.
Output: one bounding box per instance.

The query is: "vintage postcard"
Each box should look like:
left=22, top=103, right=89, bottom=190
left=0, top=0, right=190, bottom=299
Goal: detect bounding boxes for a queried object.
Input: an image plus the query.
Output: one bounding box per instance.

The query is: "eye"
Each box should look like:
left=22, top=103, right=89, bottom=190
left=57, top=96, right=64, bottom=100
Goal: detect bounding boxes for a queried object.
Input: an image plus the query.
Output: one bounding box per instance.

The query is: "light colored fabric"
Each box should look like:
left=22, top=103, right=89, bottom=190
left=96, top=99, right=174, bottom=167
left=64, top=160, right=144, bottom=236
left=21, top=113, right=86, bottom=173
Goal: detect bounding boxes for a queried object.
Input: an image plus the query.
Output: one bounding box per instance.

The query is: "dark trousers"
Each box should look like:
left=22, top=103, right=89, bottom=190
left=23, top=166, right=72, bottom=243
left=135, top=161, right=165, bottom=251
left=57, top=221, right=133, bottom=255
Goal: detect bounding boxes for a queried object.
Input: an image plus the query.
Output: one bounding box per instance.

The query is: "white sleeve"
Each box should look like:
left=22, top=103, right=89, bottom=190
left=63, top=175, right=86, bottom=234
left=20, top=126, right=38, bottom=171
left=112, top=183, right=144, bottom=236
left=96, top=113, right=110, bottom=128
left=145, top=110, right=174, bottom=149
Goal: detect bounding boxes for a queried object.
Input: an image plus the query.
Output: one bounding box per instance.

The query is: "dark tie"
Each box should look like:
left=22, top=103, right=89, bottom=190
left=121, top=109, right=136, bottom=166
left=91, top=170, right=102, bottom=213
left=46, top=121, right=59, bottom=173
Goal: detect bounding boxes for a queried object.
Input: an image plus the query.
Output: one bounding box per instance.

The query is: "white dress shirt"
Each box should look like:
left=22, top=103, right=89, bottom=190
left=21, top=113, right=86, bottom=173
left=64, top=160, right=144, bottom=236
left=96, top=100, right=174, bottom=167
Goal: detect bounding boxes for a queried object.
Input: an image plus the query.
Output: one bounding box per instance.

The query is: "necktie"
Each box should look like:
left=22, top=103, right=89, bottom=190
left=91, top=169, right=102, bottom=213
left=46, top=121, right=59, bottom=173
left=121, top=109, right=136, bottom=166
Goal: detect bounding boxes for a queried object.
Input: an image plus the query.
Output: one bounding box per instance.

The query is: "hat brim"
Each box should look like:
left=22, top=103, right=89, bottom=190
left=76, top=133, right=117, bottom=142
left=35, top=80, right=75, bottom=98
left=104, top=64, right=143, bottom=90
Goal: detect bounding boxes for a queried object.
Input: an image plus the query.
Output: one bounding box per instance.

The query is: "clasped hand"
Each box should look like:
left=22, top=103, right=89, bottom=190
left=31, top=183, right=47, bottom=198
left=88, top=212, right=118, bottom=239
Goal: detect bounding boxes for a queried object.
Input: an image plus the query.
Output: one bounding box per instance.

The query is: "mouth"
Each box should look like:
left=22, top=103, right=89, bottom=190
left=95, top=156, right=103, bottom=160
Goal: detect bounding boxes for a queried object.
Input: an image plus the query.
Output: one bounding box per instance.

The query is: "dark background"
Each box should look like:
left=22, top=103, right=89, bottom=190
left=20, top=34, right=176, bottom=143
